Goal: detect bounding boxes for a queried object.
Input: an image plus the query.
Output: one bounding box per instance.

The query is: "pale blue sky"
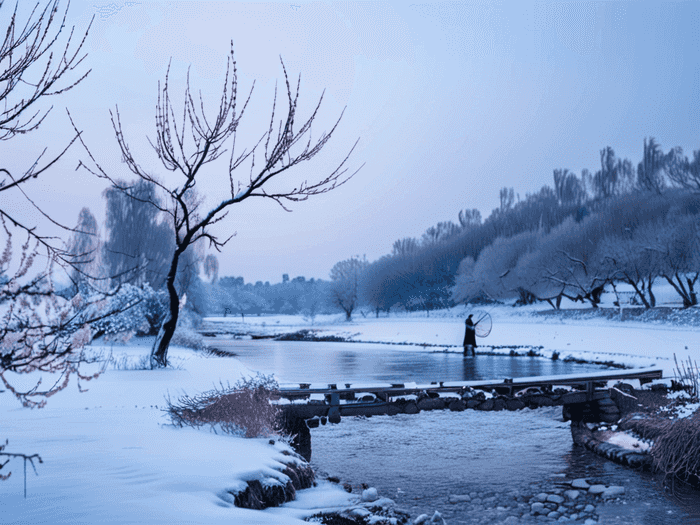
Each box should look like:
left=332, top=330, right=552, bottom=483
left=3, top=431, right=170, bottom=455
left=3, top=1, right=699, bottom=283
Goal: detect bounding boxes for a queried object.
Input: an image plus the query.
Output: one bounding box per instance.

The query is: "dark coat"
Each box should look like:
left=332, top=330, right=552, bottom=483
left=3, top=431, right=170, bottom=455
left=463, top=318, right=477, bottom=347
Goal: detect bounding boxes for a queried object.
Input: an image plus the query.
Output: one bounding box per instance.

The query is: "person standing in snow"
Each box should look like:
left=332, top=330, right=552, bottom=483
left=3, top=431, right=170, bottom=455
left=463, top=314, right=477, bottom=355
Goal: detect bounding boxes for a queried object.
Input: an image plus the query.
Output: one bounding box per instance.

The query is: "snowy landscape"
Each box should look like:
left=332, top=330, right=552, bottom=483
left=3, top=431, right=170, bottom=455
left=2, top=2, right=700, bottom=524
left=3, top=292, right=700, bottom=524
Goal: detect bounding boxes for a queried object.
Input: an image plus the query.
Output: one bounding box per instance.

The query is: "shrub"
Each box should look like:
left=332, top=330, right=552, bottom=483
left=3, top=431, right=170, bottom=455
left=651, top=411, right=700, bottom=483
left=171, top=326, right=206, bottom=352
left=90, top=284, right=168, bottom=339
left=165, top=373, right=284, bottom=438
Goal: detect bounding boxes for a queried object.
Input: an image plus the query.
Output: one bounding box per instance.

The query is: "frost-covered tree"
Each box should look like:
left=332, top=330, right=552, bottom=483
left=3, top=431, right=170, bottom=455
left=392, top=237, right=419, bottom=256
left=522, top=217, right=609, bottom=308
left=102, top=179, right=172, bottom=289
left=451, top=230, right=541, bottom=305
left=598, top=232, right=661, bottom=308
left=203, top=254, right=219, bottom=284
left=553, top=169, right=584, bottom=205
left=330, top=255, right=368, bottom=320
left=637, top=137, right=666, bottom=194
left=666, top=147, right=700, bottom=193
left=649, top=214, right=700, bottom=307
left=64, top=207, right=101, bottom=294
left=421, top=221, right=460, bottom=246
left=458, top=209, right=482, bottom=230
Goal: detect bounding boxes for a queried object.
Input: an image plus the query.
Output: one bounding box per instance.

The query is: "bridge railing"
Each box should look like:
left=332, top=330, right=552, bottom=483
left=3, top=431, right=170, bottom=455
left=274, top=366, right=663, bottom=400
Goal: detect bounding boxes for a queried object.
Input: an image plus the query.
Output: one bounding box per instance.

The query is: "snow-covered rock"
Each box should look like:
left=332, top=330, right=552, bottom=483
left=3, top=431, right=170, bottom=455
left=362, top=487, right=379, bottom=502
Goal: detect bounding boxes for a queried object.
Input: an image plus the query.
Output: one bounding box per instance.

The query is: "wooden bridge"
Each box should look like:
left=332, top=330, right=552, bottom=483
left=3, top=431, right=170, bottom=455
left=276, top=367, right=663, bottom=460
left=276, top=366, right=662, bottom=421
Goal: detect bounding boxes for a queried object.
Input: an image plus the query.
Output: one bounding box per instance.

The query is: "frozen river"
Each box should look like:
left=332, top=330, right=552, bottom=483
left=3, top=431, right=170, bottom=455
left=217, top=339, right=700, bottom=524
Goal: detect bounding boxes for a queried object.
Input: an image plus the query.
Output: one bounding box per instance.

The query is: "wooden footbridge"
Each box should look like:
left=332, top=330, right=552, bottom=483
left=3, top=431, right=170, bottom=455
left=276, top=367, right=663, bottom=460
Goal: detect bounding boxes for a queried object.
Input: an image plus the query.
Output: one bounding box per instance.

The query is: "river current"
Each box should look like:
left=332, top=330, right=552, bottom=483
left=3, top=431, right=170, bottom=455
left=215, top=339, right=700, bottom=524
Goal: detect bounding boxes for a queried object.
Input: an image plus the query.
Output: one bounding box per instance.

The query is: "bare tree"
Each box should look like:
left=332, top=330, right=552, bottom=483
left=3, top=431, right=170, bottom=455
left=458, top=208, right=481, bottom=230
left=648, top=216, right=700, bottom=308
left=330, top=255, right=367, bottom=321
left=392, top=237, right=419, bottom=256
left=637, top=137, right=666, bottom=194
left=666, top=147, right=700, bottom=192
left=0, top=0, right=92, bottom=258
left=598, top=234, right=661, bottom=308
left=75, top=45, right=362, bottom=367
left=499, top=187, right=515, bottom=212
left=421, top=221, right=460, bottom=246
left=1, top=0, right=93, bottom=391
left=553, top=169, right=587, bottom=206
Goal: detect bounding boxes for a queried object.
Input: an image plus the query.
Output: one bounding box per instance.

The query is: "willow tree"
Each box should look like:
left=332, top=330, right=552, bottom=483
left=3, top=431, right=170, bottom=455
left=76, top=44, right=361, bottom=368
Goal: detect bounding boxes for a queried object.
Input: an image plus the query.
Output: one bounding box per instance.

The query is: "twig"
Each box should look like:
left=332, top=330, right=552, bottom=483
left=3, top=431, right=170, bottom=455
left=0, top=441, right=42, bottom=497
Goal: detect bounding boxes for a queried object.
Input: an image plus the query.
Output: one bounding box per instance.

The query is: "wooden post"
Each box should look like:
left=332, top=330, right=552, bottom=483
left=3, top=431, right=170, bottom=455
left=586, top=381, right=594, bottom=401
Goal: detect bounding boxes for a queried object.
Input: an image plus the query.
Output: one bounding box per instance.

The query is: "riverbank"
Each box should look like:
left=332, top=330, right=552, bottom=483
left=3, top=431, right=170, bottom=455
left=202, top=303, right=700, bottom=377
left=3, top=305, right=699, bottom=524
left=202, top=306, right=700, bottom=524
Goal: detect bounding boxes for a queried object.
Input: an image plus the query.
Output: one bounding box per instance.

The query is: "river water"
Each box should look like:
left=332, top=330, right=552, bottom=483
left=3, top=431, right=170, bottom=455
left=215, top=339, right=700, bottom=524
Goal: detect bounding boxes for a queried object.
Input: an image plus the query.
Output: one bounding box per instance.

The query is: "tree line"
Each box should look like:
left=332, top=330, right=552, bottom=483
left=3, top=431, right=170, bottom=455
left=332, top=139, right=700, bottom=318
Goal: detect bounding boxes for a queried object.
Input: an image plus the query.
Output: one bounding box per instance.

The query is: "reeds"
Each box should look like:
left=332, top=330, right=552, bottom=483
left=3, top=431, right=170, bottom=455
left=165, top=373, right=284, bottom=438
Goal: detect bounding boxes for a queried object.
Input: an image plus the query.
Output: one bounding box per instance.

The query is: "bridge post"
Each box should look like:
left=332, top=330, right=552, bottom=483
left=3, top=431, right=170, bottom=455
left=327, top=392, right=341, bottom=424
left=281, top=413, right=312, bottom=462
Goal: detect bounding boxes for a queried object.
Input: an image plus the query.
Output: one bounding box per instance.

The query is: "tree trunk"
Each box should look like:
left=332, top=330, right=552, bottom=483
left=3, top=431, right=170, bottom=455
left=648, top=277, right=656, bottom=308
left=664, top=274, right=692, bottom=308
left=629, top=280, right=651, bottom=309
left=688, top=274, right=699, bottom=305
left=150, top=250, right=182, bottom=368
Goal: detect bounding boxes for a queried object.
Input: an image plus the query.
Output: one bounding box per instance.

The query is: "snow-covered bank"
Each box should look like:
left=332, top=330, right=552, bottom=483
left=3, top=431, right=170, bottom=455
left=0, top=343, right=355, bottom=524
left=203, top=304, right=700, bottom=378
left=3, top=305, right=699, bottom=524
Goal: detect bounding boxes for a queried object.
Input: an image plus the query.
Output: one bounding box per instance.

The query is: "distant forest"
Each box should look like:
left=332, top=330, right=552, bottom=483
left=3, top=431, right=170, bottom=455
left=66, top=137, right=700, bottom=323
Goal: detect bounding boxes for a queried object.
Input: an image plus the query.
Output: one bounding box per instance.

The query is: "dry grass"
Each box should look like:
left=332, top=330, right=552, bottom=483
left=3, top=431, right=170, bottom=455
left=651, top=411, right=700, bottom=482
left=673, top=353, right=700, bottom=400
left=165, top=373, right=284, bottom=438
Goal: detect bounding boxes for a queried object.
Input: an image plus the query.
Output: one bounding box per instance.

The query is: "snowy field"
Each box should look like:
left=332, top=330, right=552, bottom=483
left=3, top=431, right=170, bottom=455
left=3, top=292, right=700, bottom=524
left=0, top=342, right=355, bottom=524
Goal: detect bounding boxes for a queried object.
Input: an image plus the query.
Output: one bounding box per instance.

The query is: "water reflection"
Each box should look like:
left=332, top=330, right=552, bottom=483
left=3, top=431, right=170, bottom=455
left=212, top=339, right=700, bottom=523
left=219, top=340, right=606, bottom=383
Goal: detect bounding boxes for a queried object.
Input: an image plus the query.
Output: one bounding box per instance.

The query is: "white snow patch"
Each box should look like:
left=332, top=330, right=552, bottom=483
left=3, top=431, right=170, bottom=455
left=605, top=433, right=651, bottom=452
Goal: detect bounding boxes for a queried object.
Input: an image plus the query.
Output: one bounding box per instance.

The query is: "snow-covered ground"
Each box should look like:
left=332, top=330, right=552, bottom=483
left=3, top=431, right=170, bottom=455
left=3, top=298, right=700, bottom=524
left=0, top=341, right=355, bottom=524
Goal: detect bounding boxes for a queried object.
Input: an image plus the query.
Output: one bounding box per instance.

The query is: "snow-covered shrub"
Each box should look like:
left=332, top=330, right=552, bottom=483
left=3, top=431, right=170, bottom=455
left=169, top=308, right=206, bottom=351
left=141, top=288, right=168, bottom=335
left=90, top=284, right=167, bottom=340
left=108, top=353, right=151, bottom=370
left=170, top=327, right=206, bottom=352
left=165, top=373, right=285, bottom=439
left=176, top=307, right=202, bottom=331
